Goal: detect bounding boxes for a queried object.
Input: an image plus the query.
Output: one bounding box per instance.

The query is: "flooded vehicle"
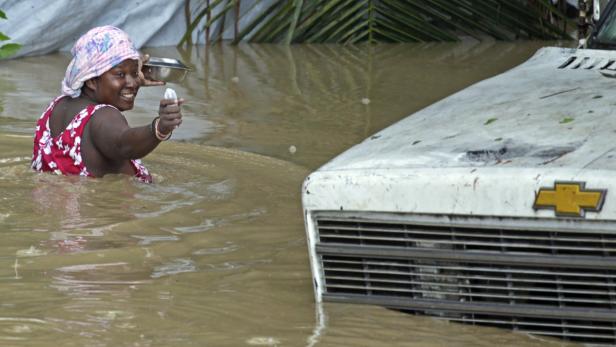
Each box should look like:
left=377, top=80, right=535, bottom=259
left=302, top=2, right=616, bottom=345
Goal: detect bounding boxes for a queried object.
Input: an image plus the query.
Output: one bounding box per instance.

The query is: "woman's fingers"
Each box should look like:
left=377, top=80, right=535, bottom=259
left=140, top=54, right=166, bottom=87
left=157, top=98, right=184, bottom=134
left=144, top=79, right=166, bottom=87
left=158, top=117, right=182, bottom=134
left=159, top=98, right=185, bottom=114
left=160, top=98, right=185, bottom=107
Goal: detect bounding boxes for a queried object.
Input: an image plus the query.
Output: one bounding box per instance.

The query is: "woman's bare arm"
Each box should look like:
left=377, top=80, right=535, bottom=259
left=88, top=98, right=184, bottom=160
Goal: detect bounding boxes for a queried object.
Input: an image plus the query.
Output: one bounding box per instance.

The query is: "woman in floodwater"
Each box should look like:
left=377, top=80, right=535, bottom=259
left=31, top=25, right=183, bottom=183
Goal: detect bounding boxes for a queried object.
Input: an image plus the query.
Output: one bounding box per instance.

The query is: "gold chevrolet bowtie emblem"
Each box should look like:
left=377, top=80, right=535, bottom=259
left=533, top=181, right=606, bottom=217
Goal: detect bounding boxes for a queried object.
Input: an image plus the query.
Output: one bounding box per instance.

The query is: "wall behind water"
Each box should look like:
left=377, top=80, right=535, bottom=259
left=0, top=0, right=273, bottom=58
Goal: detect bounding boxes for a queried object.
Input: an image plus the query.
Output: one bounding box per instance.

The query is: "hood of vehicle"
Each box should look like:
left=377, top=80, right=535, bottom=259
left=319, top=47, right=616, bottom=173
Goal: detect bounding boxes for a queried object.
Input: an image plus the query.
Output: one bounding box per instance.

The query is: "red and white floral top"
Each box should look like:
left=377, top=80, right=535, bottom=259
left=32, top=96, right=152, bottom=183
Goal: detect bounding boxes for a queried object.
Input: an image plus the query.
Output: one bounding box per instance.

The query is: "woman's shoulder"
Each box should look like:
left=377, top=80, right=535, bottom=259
left=89, top=103, right=127, bottom=128
left=51, top=97, right=87, bottom=120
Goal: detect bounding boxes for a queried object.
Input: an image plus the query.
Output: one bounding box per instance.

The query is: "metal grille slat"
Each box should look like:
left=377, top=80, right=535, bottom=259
left=322, top=265, right=616, bottom=283
left=322, top=259, right=616, bottom=279
left=317, top=219, right=616, bottom=256
left=317, top=218, right=615, bottom=234
left=511, top=331, right=615, bottom=339
left=319, top=225, right=616, bottom=244
left=325, top=284, right=612, bottom=304
left=439, top=317, right=616, bottom=331
left=325, top=275, right=614, bottom=295
left=324, top=271, right=616, bottom=287
left=320, top=233, right=616, bottom=252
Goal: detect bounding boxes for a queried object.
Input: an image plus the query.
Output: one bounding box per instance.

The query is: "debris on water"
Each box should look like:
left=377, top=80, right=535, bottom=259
left=246, top=337, right=281, bottom=346
left=361, top=97, right=370, bottom=105
left=288, top=145, right=297, bottom=154
left=231, top=76, right=240, bottom=83
left=560, top=117, right=574, bottom=124
left=16, top=246, right=47, bottom=257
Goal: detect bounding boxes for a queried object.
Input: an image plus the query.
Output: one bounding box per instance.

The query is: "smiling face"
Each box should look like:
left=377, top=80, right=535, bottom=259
left=86, top=59, right=140, bottom=111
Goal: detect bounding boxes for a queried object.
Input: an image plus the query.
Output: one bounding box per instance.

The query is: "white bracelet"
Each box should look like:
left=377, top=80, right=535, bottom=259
left=154, top=118, right=171, bottom=141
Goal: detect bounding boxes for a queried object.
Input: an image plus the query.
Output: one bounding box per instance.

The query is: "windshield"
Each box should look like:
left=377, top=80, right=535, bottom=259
left=596, top=2, right=616, bottom=45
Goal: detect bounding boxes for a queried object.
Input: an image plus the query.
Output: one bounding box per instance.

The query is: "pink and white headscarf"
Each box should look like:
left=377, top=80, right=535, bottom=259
left=61, top=26, right=139, bottom=98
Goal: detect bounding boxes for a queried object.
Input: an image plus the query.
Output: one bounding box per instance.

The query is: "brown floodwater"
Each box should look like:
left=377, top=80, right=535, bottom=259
left=0, top=41, right=581, bottom=346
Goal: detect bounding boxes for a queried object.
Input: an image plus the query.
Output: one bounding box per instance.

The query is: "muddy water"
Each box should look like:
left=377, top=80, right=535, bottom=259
left=0, top=42, right=580, bottom=346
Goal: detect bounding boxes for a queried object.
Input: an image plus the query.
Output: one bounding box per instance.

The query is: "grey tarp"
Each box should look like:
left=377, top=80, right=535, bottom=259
left=0, top=0, right=272, bottom=58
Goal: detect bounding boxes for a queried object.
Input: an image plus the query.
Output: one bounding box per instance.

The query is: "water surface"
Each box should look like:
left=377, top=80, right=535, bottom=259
left=0, top=41, right=581, bottom=346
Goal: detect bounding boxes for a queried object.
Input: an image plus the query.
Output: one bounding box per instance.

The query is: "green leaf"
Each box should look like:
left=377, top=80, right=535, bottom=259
left=0, top=32, right=10, bottom=41
left=0, top=43, right=21, bottom=59
left=285, top=0, right=304, bottom=44
left=0, top=10, right=6, bottom=20
left=232, top=0, right=285, bottom=43
left=306, top=1, right=367, bottom=43
left=484, top=118, right=497, bottom=125
left=184, top=0, right=572, bottom=44
left=178, top=0, right=228, bottom=46
left=560, top=117, right=574, bottom=124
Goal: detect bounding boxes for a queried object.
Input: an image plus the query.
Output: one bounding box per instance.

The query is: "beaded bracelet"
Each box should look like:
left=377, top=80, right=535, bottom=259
left=151, top=117, right=172, bottom=141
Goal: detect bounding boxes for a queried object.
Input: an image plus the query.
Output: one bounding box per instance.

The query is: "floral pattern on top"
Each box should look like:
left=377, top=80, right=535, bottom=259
left=32, top=96, right=152, bottom=183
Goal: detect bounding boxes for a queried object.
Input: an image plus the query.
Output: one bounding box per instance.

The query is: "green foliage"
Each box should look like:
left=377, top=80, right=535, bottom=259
left=0, top=43, right=20, bottom=58
left=484, top=117, right=498, bottom=125
left=181, top=0, right=573, bottom=45
left=0, top=9, right=20, bottom=58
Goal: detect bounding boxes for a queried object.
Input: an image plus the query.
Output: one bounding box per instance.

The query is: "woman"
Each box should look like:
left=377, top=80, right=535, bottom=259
left=31, top=26, right=183, bottom=183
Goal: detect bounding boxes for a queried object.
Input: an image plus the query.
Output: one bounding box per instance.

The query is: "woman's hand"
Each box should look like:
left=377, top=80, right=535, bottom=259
left=157, top=98, right=184, bottom=135
left=139, top=53, right=166, bottom=87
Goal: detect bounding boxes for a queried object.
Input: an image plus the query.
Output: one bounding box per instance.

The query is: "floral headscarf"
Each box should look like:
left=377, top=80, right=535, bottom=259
left=61, top=26, right=139, bottom=98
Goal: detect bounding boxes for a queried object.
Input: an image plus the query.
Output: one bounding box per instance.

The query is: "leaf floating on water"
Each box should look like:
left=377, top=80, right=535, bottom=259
left=484, top=118, right=497, bottom=125
left=560, top=117, right=574, bottom=124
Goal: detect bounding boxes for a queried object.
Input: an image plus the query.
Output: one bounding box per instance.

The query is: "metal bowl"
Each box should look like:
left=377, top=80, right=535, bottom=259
left=143, top=57, right=190, bottom=83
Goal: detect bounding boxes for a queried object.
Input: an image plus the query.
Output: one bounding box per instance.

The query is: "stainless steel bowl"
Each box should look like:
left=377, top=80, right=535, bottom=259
left=143, top=57, right=190, bottom=83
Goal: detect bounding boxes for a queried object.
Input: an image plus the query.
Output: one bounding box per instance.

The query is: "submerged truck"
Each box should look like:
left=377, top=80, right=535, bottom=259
left=302, top=2, right=616, bottom=344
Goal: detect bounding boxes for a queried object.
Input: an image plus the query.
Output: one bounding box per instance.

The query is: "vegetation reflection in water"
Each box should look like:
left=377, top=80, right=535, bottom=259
left=0, top=42, right=581, bottom=346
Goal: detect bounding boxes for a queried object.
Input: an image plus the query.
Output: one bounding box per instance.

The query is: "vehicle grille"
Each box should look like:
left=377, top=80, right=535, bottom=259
left=313, top=213, right=616, bottom=344
left=558, top=55, right=616, bottom=70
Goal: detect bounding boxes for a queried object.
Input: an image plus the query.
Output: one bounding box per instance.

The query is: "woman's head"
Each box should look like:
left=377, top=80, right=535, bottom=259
left=61, top=26, right=140, bottom=109
left=83, top=58, right=140, bottom=111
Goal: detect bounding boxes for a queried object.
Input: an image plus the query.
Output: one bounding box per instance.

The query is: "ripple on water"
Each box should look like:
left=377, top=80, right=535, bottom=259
left=151, top=258, right=197, bottom=278
left=192, top=241, right=239, bottom=255
left=169, top=207, right=266, bottom=234
left=132, top=235, right=180, bottom=246
left=2, top=137, right=310, bottom=345
left=51, top=262, right=151, bottom=295
left=0, top=317, right=51, bottom=342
